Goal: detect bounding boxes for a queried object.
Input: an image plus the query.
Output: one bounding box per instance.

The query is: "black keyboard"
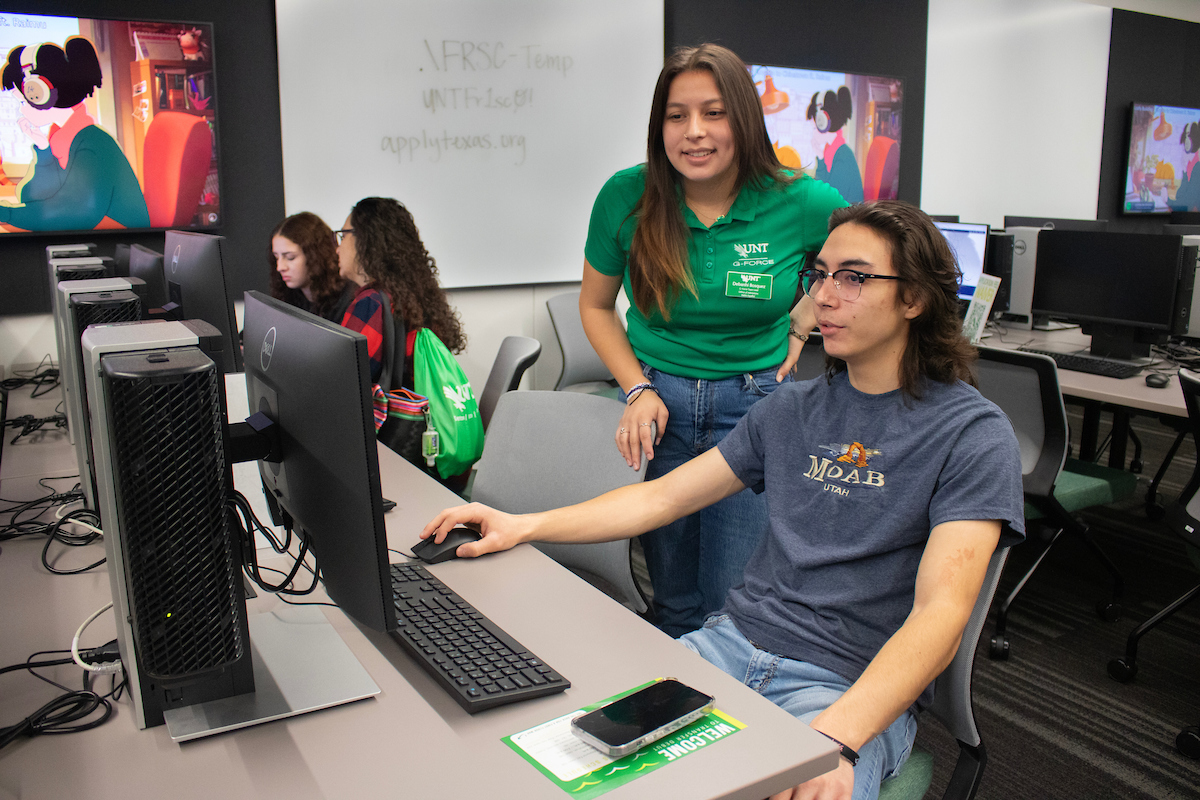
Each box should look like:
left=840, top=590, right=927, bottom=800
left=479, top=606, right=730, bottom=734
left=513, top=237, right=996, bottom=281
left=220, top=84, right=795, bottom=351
left=1017, top=347, right=1144, bottom=379
left=388, top=562, right=569, bottom=713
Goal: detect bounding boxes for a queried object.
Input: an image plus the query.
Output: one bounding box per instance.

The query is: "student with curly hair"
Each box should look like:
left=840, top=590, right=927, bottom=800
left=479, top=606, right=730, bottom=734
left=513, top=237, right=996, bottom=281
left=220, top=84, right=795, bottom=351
left=336, top=197, right=466, bottom=384
left=268, top=212, right=354, bottom=322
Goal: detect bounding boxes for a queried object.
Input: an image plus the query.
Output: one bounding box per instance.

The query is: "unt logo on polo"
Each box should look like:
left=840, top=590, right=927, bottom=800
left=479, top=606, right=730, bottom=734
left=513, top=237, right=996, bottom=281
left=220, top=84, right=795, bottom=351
left=734, top=242, right=769, bottom=259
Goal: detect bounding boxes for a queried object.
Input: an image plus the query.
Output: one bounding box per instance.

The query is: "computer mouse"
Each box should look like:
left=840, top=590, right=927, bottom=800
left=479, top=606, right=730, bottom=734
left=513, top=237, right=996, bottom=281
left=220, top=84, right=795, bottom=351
left=412, top=526, right=482, bottom=564
left=1145, top=373, right=1170, bottom=389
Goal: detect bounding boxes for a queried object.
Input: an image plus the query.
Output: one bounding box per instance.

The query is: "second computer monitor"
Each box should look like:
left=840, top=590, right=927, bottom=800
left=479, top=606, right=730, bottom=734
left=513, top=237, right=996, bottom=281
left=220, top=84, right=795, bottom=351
left=163, top=230, right=243, bottom=372
left=1032, top=230, right=1185, bottom=358
left=241, top=291, right=395, bottom=633
left=1004, top=215, right=1108, bottom=232
left=129, top=244, right=167, bottom=309
left=933, top=220, right=989, bottom=302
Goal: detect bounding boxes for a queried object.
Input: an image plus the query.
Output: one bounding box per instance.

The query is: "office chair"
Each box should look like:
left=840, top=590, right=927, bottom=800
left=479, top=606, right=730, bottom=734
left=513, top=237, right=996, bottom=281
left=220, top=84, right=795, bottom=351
left=1107, top=367, right=1200, bottom=759
left=546, top=291, right=620, bottom=397
left=469, top=391, right=650, bottom=614
left=879, top=546, right=1012, bottom=800
left=141, top=111, right=212, bottom=228
left=376, top=292, right=407, bottom=393
left=477, top=336, right=541, bottom=431
left=973, top=347, right=1137, bottom=660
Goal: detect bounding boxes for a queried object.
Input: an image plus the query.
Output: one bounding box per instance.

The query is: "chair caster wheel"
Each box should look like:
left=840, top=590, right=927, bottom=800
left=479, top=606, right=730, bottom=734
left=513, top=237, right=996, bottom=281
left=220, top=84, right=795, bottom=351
left=1096, top=601, right=1121, bottom=622
left=1107, top=657, right=1137, bottom=683
left=988, top=635, right=1009, bottom=660
left=1145, top=502, right=1165, bottom=521
left=1177, top=726, right=1200, bottom=759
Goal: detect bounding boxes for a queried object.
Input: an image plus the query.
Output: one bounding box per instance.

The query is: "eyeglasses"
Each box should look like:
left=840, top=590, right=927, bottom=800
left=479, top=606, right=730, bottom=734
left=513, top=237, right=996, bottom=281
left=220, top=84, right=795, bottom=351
left=800, top=267, right=903, bottom=302
left=335, top=229, right=353, bottom=244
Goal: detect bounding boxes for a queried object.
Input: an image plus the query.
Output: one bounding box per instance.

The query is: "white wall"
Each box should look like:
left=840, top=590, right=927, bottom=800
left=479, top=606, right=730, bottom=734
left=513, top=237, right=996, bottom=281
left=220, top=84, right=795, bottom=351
left=921, top=0, right=1113, bottom=227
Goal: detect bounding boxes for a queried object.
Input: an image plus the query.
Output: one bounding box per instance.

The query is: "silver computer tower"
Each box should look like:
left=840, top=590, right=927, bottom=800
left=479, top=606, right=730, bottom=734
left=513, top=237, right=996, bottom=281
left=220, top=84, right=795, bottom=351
left=82, top=320, right=253, bottom=730
left=1000, top=227, right=1042, bottom=329
left=54, top=278, right=144, bottom=508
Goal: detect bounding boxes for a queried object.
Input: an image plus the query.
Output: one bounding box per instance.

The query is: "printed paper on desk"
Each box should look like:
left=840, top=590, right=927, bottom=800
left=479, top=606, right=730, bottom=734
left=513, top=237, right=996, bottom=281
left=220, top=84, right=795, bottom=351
left=962, top=274, right=1002, bottom=345
left=503, top=681, right=746, bottom=799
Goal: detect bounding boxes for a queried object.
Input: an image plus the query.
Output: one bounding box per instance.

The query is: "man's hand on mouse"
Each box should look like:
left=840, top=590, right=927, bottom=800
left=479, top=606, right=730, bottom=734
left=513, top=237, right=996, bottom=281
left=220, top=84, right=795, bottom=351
left=421, top=503, right=532, bottom=558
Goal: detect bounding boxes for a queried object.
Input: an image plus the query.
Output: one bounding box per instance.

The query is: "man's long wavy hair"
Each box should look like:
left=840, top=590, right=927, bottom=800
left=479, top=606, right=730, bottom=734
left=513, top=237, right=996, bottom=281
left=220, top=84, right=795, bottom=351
left=268, top=212, right=346, bottom=318
left=629, top=43, right=794, bottom=320
left=822, top=202, right=978, bottom=398
left=349, top=197, right=466, bottom=353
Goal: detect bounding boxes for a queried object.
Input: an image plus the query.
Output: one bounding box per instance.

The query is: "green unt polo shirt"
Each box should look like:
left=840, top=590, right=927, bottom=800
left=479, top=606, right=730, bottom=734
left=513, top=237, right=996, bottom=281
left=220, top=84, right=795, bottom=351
left=584, top=165, right=848, bottom=379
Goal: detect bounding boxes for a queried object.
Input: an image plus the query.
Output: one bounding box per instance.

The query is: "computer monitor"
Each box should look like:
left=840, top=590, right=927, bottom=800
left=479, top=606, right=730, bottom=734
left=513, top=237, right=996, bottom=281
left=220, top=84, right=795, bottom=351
left=1004, top=216, right=1108, bottom=232
left=163, top=231, right=243, bottom=373
left=129, top=244, right=167, bottom=309
left=241, top=291, right=395, bottom=633
left=1165, top=224, right=1200, bottom=236
left=933, top=220, right=989, bottom=302
left=1031, top=230, right=1185, bottom=358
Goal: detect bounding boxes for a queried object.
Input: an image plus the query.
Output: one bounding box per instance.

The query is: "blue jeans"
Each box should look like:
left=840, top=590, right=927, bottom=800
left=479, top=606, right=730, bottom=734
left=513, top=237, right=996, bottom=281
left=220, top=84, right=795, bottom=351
left=632, top=364, right=790, bottom=637
left=681, top=615, right=916, bottom=800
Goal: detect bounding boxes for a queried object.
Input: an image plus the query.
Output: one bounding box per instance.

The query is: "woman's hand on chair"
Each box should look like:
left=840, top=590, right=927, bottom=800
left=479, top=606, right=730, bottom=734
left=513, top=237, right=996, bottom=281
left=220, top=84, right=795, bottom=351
left=617, top=392, right=667, bottom=470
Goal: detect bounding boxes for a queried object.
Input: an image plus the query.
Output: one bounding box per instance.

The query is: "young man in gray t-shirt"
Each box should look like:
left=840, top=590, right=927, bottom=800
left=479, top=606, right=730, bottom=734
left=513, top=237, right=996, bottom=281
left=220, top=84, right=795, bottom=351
left=425, top=201, right=1026, bottom=800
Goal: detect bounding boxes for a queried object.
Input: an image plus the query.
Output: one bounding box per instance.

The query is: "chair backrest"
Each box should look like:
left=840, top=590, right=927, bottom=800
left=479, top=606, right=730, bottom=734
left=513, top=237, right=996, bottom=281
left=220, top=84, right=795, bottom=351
left=929, top=545, right=1010, bottom=745
left=470, top=391, right=649, bottom=612
left=973, top=347, right=1068, bottom=499
left=478, top=336, right=541, bottom=431
left=792, top=333, right=828, bottom=382
left=1166, top=368, right=1200, bottom=548
left=546, top=291, right=615, bottom=390
left=142, top=111, right=213, bottom=228
left=376, top=291, right=406, bottom=393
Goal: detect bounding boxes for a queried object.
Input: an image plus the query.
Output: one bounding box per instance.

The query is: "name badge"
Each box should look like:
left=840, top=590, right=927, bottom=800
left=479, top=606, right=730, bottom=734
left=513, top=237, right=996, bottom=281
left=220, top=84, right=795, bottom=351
left=725, top=271, right=773, bottom=300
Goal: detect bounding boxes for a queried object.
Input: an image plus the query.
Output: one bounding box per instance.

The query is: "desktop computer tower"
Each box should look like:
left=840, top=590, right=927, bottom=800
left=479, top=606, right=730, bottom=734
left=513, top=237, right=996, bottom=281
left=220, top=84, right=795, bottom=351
left=998, top=227, right=1041, bottom=328
left=82, top=320, right=254, bottom=730
left=1181, top=237, right=1200, bottom=337
left=54, top=278, right=145, bottom=506
left=984, top=232, right=1014, bottom=315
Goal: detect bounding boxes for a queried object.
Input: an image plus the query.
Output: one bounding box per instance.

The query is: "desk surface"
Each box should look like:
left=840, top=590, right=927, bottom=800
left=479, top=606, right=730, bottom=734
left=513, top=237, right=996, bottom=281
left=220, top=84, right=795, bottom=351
left=983, top=325, right=1186, bottom=418
left=0, top=382, right=836, bottom=800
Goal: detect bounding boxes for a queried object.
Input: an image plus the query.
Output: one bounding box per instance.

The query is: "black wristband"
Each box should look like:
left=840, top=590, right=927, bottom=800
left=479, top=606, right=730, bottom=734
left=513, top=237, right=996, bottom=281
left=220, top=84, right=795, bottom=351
left=818, top=731, right=860, bottom=767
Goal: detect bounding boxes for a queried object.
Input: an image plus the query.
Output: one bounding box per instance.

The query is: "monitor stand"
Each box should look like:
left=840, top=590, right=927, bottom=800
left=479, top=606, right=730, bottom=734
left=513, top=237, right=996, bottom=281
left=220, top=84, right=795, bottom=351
left=1085, top=323, right=1152, bottom=360
left=162, top=605, right=380, bottom=742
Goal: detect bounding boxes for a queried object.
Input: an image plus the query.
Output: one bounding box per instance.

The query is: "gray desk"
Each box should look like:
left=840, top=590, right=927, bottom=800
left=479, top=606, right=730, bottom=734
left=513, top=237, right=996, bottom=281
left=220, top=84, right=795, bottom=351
left=0, top=383, right=836, bottom=800
left=984, top=325, right=1187, bottom=474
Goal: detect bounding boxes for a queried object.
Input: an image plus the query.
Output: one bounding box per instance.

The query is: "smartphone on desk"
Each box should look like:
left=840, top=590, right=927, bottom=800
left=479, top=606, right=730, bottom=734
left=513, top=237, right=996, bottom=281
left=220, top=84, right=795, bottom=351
left=570, top=678, right=714, bottom=757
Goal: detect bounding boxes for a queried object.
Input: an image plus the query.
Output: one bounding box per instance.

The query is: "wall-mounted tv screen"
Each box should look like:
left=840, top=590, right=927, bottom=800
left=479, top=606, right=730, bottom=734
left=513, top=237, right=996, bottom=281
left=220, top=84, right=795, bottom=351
left=747, top=63, right=904, bottom=205
left=1124, top=101, right=1200, bottom=214
left=0, top=12, right=220, bottom=236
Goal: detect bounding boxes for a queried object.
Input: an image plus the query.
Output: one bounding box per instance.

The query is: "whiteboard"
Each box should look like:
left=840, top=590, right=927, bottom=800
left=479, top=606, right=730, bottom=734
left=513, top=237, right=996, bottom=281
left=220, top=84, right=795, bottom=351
left=275, top=0, right=663, bottom=288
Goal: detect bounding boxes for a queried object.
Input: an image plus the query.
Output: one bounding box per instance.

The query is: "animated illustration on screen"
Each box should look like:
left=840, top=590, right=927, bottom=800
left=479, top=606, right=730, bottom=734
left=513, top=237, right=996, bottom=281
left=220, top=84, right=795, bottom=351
left=0, top=13, right=219, bottom=235
left=1125, top=102, right=1200, bottom=214
left=748, top=64, right=902, bottom=203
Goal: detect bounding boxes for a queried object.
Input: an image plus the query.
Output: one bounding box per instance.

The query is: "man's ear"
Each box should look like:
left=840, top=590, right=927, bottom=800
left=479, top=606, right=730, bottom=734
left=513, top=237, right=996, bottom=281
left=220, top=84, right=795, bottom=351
left=901, top=288, right=925, bottom=320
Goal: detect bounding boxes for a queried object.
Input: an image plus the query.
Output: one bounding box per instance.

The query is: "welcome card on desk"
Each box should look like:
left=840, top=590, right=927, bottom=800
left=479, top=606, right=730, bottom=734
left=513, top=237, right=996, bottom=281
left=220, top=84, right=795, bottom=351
left=503, top=681, right=745, bottom=798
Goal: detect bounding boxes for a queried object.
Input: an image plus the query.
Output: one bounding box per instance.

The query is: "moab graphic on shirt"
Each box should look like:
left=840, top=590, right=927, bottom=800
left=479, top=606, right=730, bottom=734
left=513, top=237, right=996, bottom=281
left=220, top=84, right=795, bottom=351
left=805, top=441, right=885, bottom=495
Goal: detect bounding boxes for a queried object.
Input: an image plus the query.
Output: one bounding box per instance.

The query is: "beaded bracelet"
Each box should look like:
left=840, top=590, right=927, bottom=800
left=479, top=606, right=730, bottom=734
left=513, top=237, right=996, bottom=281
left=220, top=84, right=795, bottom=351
left=789, top=328, right=810, bottom=342
left=625, top=382, right=658, bottom=404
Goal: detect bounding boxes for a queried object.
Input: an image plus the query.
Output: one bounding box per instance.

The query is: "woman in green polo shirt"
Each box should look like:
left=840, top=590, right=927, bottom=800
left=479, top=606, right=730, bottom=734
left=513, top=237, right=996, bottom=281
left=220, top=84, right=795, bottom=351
left=581, top=44, right=848, bottom=637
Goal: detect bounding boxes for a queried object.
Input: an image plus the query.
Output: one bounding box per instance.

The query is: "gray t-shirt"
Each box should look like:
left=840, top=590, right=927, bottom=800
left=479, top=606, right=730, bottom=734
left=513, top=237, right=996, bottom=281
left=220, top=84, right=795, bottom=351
left=717, top=370, right=1025, bottom=711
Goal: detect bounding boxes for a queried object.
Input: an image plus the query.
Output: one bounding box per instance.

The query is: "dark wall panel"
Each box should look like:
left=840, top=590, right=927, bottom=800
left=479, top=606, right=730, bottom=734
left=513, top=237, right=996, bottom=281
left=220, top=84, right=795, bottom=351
left=1098, top=10, right=1200, bottom=232
left=665, top=0, right=928, bottom=206
left=0, top=1, right=282, bottom=316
